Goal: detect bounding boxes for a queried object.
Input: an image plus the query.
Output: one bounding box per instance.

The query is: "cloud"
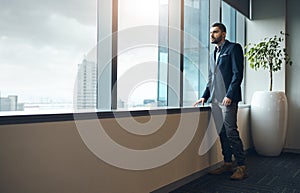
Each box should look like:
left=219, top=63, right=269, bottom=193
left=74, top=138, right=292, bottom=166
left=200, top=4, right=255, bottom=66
left=0, top=0, right=96, bottom=25
left=0, top=0, right=97, bottom=48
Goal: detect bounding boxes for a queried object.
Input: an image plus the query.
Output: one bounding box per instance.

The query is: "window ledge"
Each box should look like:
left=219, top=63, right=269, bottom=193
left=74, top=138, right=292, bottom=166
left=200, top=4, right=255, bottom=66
left=0, top=106, right=211, bottom=125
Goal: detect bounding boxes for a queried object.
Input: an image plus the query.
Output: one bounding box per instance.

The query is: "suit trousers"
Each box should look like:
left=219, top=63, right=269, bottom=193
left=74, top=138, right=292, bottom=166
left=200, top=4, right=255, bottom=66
left=211, top=101, right=246, bottom=166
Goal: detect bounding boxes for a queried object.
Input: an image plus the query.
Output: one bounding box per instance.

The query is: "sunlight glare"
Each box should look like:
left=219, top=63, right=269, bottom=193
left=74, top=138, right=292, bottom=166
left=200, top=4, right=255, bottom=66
left=118, top=0, right=160, bottom=29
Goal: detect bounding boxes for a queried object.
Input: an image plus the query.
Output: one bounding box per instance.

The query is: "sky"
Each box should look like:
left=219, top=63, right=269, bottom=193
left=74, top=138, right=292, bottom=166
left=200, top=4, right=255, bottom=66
left=0, top=0, right=97, bottom=103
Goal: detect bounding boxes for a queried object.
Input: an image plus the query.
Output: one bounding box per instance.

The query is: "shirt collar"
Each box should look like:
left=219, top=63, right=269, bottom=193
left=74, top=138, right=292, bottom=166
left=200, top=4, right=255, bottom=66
left=216, top=40, right=226, bottom=52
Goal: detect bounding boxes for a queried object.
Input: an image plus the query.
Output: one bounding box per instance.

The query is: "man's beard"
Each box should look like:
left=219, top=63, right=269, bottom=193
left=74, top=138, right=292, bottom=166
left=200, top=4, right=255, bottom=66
left=211, top=36, right=222, bottom=44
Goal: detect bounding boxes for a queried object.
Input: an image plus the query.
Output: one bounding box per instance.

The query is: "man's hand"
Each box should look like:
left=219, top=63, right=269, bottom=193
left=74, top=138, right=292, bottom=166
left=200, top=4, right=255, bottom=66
left=222, top=97, right=232, bottom=106
left=193, top=98, right=205, bottom=107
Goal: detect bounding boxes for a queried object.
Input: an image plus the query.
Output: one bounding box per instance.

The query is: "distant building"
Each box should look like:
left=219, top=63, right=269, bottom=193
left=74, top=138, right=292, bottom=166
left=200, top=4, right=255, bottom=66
left=8, top=95, right=18, bottom=110
left=0, top=98, right=12, bottom=111
left=0, top=95, right=23, bottom=111
left=75, top=59, right=97, bottom=110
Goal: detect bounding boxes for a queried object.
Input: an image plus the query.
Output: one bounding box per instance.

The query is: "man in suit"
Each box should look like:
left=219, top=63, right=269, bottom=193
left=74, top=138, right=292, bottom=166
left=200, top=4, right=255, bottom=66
left=194, top=23, right=247, bottom=180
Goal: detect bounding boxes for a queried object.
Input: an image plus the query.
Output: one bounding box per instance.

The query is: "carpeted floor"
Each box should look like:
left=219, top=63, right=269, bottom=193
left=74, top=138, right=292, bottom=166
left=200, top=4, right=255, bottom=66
left=171, top=151, right=300, bottom=193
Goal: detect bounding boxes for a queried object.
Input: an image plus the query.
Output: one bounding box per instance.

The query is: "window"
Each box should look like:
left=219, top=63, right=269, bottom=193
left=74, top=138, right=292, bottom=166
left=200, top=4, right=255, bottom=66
left=157, top=2, right=169, bottom=107
left=117, top=0, right=168, bottom=109
left=183, top=0, right=209, bottom=106
left=0, top=0, right=97, bottom=114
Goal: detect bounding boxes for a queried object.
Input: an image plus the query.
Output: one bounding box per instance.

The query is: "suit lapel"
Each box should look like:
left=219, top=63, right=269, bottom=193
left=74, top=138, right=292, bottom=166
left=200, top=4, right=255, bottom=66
left=216, top=40, right=229, bottom=65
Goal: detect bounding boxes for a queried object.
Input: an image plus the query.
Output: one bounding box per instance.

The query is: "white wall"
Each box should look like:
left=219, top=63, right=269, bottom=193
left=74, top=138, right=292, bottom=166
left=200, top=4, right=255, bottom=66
left=245, top=0, right=286, bottom=103
left=285, top=0, right=300, bottom=151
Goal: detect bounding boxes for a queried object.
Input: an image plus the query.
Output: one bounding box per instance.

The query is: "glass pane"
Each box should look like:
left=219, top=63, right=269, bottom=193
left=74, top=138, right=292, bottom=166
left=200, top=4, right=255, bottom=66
left=117, top=0, right=168, bottom=109
left=158, top=1, right=169, bottom=107
left=222, top=1, right=236, bottom=42
left=0, top=0, right=97, bottom=115
left=183, top=0, right=209, bottom=106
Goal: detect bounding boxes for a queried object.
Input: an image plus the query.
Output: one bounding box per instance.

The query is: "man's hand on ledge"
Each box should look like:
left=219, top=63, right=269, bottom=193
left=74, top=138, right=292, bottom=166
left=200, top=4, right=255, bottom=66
left=193, top=98, right=205, bottom=107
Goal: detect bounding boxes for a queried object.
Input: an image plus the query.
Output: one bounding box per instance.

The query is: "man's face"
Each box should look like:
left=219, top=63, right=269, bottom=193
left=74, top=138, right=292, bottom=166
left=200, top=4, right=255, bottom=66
left=210, top=26, right=225, bottom=44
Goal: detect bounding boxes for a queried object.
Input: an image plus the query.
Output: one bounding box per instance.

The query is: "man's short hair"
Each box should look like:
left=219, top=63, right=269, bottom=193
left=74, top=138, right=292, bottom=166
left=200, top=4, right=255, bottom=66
left=211, top=22, right=227, bottom=33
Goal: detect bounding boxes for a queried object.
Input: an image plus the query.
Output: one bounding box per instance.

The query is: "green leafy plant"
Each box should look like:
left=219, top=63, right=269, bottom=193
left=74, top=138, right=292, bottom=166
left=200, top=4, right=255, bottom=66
left=245, top=31, right=292, bottom=91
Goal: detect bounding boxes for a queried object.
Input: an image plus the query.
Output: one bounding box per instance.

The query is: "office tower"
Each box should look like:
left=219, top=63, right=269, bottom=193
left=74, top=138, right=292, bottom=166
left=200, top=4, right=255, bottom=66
left=75, top=59, right=97, bottom=110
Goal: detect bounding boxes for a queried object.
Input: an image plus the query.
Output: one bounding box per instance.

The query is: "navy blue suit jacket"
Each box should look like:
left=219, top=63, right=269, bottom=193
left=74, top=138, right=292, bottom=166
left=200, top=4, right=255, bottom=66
left=202, top=40, right=244, bottom=103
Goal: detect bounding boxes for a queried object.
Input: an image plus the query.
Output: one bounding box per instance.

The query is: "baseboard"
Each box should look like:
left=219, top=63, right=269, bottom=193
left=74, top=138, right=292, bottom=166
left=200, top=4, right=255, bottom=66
left=283, top=148, right=300, bottom=154
left=150, top=162, right=223, bottom=193
left=246, top=147, right=300, bottom=155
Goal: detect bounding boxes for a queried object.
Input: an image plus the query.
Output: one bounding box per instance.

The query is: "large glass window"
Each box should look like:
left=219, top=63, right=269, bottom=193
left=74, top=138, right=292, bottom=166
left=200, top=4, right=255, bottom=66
left=183, top=0, right=209, bottom=106
left=0, top=0, right=97, bottom=114
left=117, top=0, right=168, bottom=109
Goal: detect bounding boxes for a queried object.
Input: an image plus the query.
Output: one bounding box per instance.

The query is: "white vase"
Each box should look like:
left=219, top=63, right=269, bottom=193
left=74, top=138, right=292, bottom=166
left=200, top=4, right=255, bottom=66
left=250, top=91, right=288, bottom=156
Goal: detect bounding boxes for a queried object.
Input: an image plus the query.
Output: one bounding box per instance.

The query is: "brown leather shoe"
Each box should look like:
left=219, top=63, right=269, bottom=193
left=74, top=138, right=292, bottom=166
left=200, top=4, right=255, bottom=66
left=230, top=165, right=248, bottom=180
left=209, top=162, right=233, bottom=175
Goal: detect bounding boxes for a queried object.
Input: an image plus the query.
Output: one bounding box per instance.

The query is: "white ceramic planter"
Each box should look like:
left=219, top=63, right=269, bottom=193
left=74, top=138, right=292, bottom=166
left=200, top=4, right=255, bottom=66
left=250, top=91, right=288, bottom=156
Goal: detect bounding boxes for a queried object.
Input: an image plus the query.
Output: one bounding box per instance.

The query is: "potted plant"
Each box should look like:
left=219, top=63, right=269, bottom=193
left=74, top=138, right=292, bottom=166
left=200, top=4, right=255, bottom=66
left=245, top=31, right=292, bottom=156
